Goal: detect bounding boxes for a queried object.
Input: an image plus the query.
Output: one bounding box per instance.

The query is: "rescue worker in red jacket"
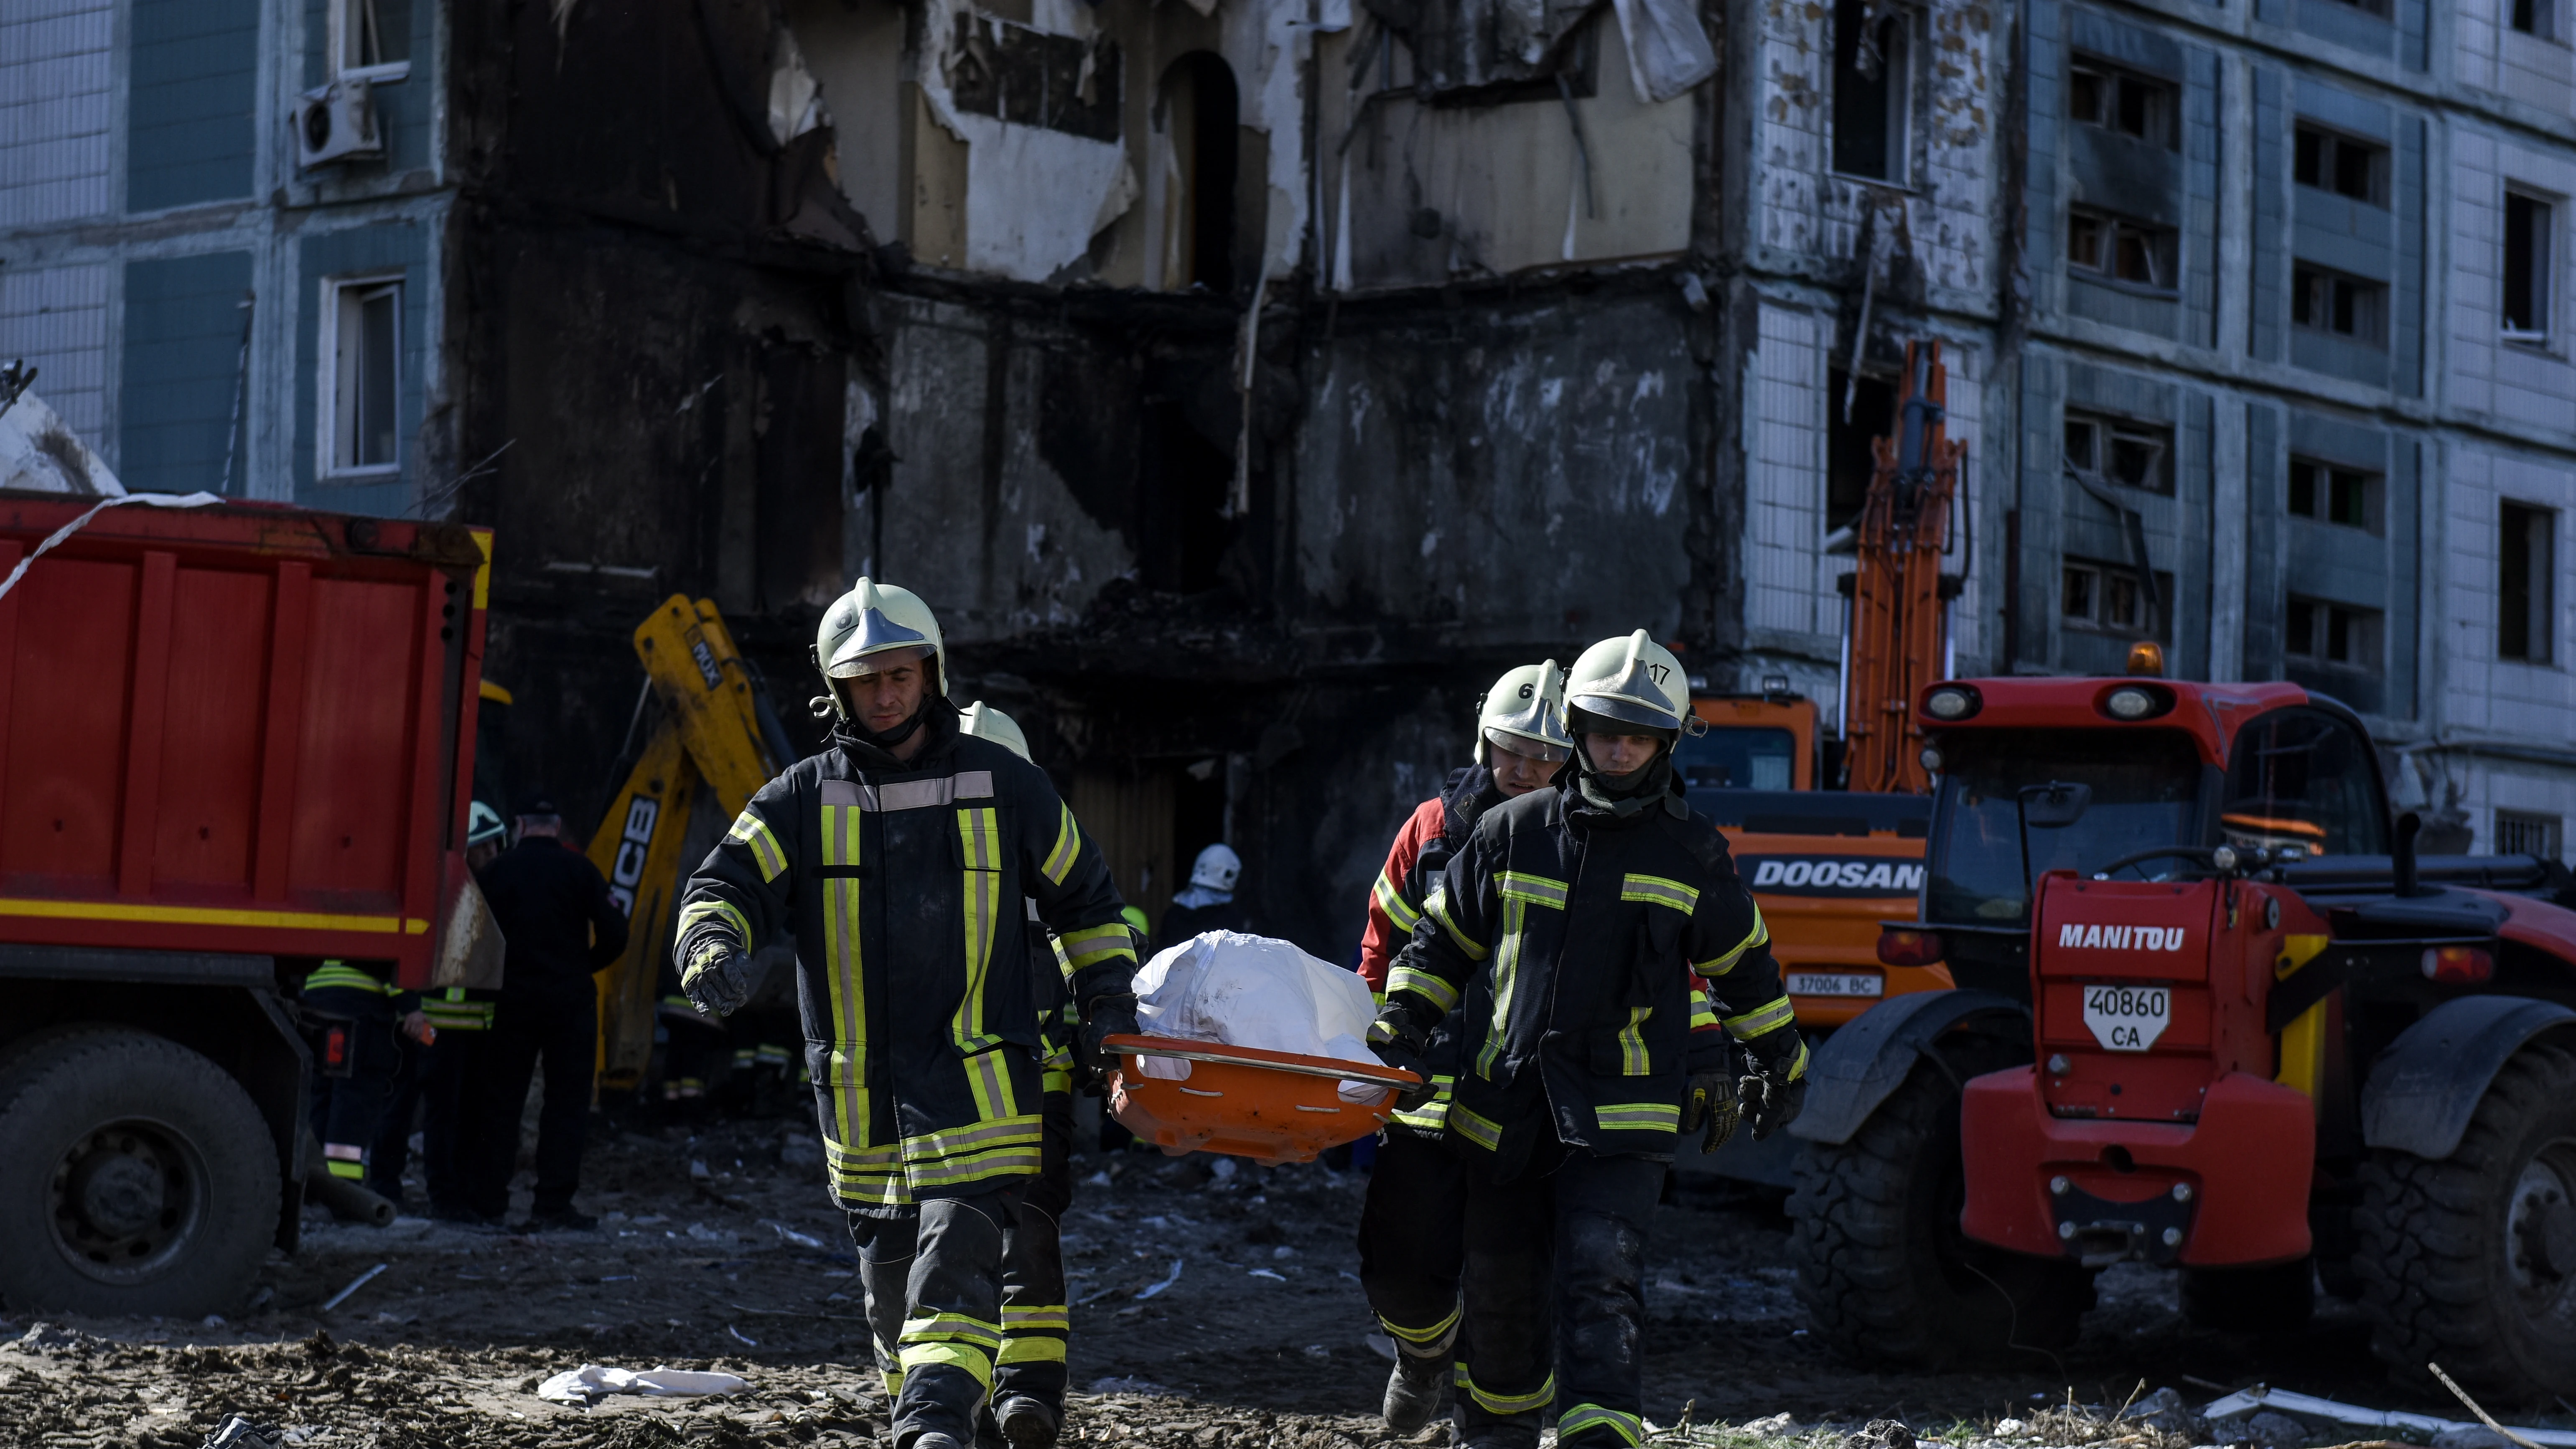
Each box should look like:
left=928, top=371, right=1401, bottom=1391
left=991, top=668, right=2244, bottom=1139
left=675, top=582, right=1138, bottom=1449
left=1356, top=661, right=1573, bottom=1431
left=1371, top=631, right=1806, bottom=1449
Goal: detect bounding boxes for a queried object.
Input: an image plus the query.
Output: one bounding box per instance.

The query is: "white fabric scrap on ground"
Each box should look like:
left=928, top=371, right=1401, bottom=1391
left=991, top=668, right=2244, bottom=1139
left=534, top=1364, right=749, bottom=1406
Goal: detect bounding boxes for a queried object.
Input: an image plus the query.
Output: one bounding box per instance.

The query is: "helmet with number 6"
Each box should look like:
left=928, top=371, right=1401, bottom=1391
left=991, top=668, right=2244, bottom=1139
left=1474, top=661, right=1573, bottom=765
left=1564, top=630, right=1690, bottom=736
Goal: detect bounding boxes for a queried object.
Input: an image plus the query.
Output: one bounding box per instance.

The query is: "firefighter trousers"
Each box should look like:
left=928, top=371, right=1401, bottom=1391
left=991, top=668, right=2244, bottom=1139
left=996, top=1090, right=1074, bottom=1424
left=849, top=1183, right=1022, bottom=1449
left=305, top=987, right=397, bottom=1192
left=1455, top=1149, right=1664, bottom=1449
left=1357, top=1130, right=1471, bottom=1362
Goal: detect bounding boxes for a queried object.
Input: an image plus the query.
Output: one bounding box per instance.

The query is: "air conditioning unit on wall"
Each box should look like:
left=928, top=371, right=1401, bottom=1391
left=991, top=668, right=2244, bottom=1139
left=294, top=79, right=382, bottom=169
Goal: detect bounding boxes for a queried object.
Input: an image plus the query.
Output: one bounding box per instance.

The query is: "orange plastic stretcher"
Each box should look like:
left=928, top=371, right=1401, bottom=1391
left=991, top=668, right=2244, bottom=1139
left=1102, top=1033, right=1422, bottom=1165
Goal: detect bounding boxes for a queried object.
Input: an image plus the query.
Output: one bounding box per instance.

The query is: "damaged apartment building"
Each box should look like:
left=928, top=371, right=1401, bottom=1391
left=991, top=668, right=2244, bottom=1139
left=6, top=0, right=2576, bottom=957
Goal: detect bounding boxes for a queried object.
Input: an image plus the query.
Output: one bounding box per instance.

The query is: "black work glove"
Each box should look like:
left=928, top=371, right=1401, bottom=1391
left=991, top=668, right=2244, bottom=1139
left=1366, top=1006, right=1438, bottom=1111
left=680, top=937, right=754, bottom=1018
left=1077, top=993, right=1141, bottom=1076
left=1680, top=1068, right=1741, bottom=1153
left=1738, top=1029, right=1809, bottom=1141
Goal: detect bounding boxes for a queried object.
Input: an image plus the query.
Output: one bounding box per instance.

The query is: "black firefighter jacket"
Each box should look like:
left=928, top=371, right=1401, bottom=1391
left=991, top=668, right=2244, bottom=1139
left=1383, top=778, right=1798, bottom=1176
left=675, top=728, right=1136, bottom=1212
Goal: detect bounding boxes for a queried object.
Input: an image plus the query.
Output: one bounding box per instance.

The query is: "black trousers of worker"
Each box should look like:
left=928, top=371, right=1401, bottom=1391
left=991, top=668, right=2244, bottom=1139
left=367, top=1026, right=429, bottom=1202
left=374, top=1029, right=487, bottom=1211
left=1455, top=1144, right=1664, bottom=1449
left=468, top=985, right=597, bottom=1218
left=1358, top=1129, right=1471, bottom=1360
left=850, top=1183, right=1023, bottom=1449
left=995, top=1090, right=1075, bottom=1422
left=305, top=987, right=397, bottom=1194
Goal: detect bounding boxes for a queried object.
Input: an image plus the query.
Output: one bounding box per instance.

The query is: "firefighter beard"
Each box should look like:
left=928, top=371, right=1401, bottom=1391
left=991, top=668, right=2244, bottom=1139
left=673, top=720, right=1136, bottom=1449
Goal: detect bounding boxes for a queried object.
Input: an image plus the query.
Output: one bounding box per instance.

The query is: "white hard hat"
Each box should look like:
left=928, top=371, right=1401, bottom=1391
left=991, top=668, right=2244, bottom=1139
left=1476, top=660, right=1573, bottom=766
left=466, top=800, right=507, bottom=849
left=1565, top=630, right=1690, bottom=734
left=1189, top=843, right=1241, bottom=892
left=815, top=578, right=947, bottom=719
left=958, top=700, right=1032, bottom=762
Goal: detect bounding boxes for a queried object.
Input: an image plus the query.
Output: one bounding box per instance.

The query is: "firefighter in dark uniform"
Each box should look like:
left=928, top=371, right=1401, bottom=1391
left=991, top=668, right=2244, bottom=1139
left=1354, top=662, right=1572, bottom=1431
left=302, top=958, right=427, bottom=1209
left=1371, top=631, right=1807, bottom=1449
left=675, top=582, right=1139, bottom=1449
left=374, top=800, right=509, bottom=1217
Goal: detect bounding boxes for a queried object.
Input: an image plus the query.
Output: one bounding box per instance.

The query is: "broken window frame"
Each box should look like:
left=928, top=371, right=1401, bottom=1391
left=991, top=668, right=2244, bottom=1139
left=2286, top=456, right=2380, bottom=533
left=2062, top=411, right=2175, bottom=496
left=319, top=273, right=403, bottom=479
left=2505, top=188, right=2557, bottom=345
left=2067, top=55, right=2176, bottom=150
left=2292, top=124, right=2389, bottom=208
left=332, top=0, right=411, bottom=83
left=2290, top=264, right=2389, bottom=346
left=2066, top=206, right=2179, bottom=294
left=2284, top=595, right=2383, bottom=672
left=2060, top=557, right=2173, bottom=639
left=1829, top=0, right=1912, bottom=185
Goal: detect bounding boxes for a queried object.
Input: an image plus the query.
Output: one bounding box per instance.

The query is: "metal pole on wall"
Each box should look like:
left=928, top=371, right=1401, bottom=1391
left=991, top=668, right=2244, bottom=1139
left=217, top=290, right=255, bottom=496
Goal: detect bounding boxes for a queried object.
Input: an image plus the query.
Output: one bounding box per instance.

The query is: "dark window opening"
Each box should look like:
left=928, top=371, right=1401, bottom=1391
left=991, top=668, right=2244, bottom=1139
left=2317, top=0, right=2389, bottom=13
left=949, top=17, right=1123, bottom=141
left=2501, top=500, right=2556, bottom=664
left=2505, top=191, right=2554, bottom=342
left=2513, top=0, right=2558, bottom=39
left=1162, top=52, right=1240, bottom=293
left=2064, top=411, right=2174, bottom=494
left=2293, top=125, right=2388, bottom=206
left=1831, top=0, right=1907, bottom=181
left=2068, top=57, right=2176, bottom=149
left=2291, top=265, right=2388, bottom=345
left=1826, top=369, right=1897, bottom=532
left=1137, top=371, right=1238, bottom=596
left=2497, top=809, right=2563, bottom=859
left=2068, top=207, right=2178, bottom=292
left=2285, top=596, right=2381, bottom=671
left=2287, top=457, right=2378, bottom=532
left=2062, top=557, right=2172, bottom=639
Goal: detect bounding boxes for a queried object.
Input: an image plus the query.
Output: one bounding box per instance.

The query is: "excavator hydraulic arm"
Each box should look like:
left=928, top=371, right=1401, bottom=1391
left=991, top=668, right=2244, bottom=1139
left=1845, top=341, right=1965, bottom=795
left=587, top=596, right=788, bottom=1086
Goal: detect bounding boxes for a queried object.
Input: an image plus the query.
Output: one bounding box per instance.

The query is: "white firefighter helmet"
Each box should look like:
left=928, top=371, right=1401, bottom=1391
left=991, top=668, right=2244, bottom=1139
left=1565, top=630, right=1690, bottom=734
left=958, top=700, right=1032, bottom=762
left=815, top=578, right=947, bottom=719
left=466, top=800, right=507, bottom=849
left=1475, top=661, right=1573, bottom=765
left=1189, top=843, right=1242, bottom=892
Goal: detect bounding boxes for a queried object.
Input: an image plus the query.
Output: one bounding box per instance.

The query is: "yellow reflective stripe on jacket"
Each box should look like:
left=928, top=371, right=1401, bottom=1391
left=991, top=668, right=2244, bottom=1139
left=1451, top=1103, right=1503, bottom=1151
left=1619, top=871, right=1700, bottom=914
left=1593, top=1101, right=1681, bottom=1133
left=1615, top=1007, right=1652, bottom=1075
left=1041, top=802, right=1082, bottom=886
left=1453, top=1366, right=1556, bottom=1416
left=1476, top=873, right=1568, bottom=1079
left=1373, top=869, right=1423, bottom=932
left=1694, top=907, right=1770, bottom=977
left=1688, top=993, right=1720, bottom=1032
left=1059, top=922, right=1135, bottom=972
left=1387, top=964, right=1459, bottom=1014
left=305, top=963, right=387, bottom=995
left=677, top=899, right=754, bottom=965
left=1723, top=995, right=1796, bottom=1040
left=819, top=798, right=873, bottom=1172
left=1388, top=1074, right=1453, bottom=1132
left=1558, top=1404, right=1646, bottom=1446
left=726, top=808, right=790, bottom=882
left=958, top=1047, right=1021, bottom=1128
left=1496, top=871, right=1569, bottom=909
left=1424, top=886, right=1489, bottom=961
left=826, top=1135, right=910, bottom=1208
left=901, top=1114, right=1044, bottom=1190
left=953, top=807, right=1004, bottom=1052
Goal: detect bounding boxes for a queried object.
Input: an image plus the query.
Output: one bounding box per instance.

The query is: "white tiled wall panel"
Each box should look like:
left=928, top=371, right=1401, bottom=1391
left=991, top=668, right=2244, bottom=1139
left=0, top=0, right=115, bottom=229
left=1749, top=299, right=1826, bottom=639
left=0, top=262, right=109, bottom=445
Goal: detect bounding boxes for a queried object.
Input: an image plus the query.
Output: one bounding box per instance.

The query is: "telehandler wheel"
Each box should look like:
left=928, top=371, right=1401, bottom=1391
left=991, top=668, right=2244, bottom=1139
left=0, top=1029, right=279, bottom=1318
left=2180, top=1258, right=2315, bottom=1334
left=2356, top=1038, right=2576, bottom=1403
left=1790, top=1051, right=2095, bottom=1368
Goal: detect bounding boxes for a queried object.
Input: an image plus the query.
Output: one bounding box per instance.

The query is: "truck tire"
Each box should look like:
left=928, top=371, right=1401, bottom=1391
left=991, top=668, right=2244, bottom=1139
left=2180, top=1258, right=2315, bottom=1334
left=0, top=1029, right=279, bottom=1318
left=1790, top=1049, right=2095, bottom=1368
left=2356, top=1039, right=2576, bottom=1401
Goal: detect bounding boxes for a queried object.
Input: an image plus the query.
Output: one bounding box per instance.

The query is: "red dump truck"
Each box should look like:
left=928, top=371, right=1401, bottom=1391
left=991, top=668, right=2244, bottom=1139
left=0, top=492, right=490, bottom=1317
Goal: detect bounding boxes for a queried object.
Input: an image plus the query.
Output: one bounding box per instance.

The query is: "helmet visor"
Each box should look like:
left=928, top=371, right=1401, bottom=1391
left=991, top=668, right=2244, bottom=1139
left=1483, top=726, right=1571, bottom=764
left=827, top=642, right=935, bottom=680
left=1566, top=691, right=1683, bottom=733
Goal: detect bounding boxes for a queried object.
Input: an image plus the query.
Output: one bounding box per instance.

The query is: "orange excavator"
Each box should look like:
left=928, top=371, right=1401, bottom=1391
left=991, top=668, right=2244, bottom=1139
left=1843, top=339, right=1965, bottom=795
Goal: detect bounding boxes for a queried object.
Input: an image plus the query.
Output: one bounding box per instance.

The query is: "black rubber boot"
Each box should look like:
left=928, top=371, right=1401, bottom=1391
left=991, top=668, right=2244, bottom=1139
left=997, top=1395, right=1060, bottom=1449
left=1382, top=1350, right=1449, bottom=1433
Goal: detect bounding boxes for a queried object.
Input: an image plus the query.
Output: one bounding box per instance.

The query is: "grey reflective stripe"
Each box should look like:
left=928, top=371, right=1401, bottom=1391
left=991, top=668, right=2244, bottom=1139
left=819, top=771, right=995, bottom=812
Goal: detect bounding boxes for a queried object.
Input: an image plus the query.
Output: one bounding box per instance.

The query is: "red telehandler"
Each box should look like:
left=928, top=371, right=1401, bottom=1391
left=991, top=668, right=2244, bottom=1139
left=1789, top=674, right=2576, bottom=1403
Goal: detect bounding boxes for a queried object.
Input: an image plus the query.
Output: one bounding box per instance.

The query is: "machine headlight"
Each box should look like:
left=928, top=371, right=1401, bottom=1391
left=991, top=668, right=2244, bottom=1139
left=1923, top=686, right=1980, bottom=721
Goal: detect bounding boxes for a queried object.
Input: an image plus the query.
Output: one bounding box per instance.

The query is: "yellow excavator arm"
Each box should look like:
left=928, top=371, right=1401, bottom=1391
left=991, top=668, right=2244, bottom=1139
left=587, top=596, right=791, bottom=1086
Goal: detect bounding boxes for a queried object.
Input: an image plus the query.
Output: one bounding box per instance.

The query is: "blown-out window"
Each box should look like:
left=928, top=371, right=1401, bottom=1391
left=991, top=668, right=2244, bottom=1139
left=321, top=275, right=401, bottom=476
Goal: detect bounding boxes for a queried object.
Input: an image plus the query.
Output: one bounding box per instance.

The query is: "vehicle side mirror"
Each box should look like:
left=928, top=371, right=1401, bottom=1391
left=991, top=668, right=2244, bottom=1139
left=2018, top=781, right=2094, bottom=829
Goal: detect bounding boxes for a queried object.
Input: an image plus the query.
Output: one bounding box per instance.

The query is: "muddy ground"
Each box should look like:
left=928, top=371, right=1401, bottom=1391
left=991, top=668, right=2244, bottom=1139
left=0, top=1106, right=2550, bottom=1447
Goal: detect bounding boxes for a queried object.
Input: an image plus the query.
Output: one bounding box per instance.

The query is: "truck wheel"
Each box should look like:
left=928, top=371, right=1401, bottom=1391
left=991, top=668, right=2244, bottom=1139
left=1790, top=1052, right=2095, bottom=1368
left=2356, top=1039, right=2576, bottom=1401
left=0, top=1029, right=279, bottom=1317
left=2180, top=1258, right=2315, bottom=1334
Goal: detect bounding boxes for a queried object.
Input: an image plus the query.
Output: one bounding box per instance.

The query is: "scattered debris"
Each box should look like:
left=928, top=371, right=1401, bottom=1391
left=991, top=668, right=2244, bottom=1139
left=320, top=1262, right=390, bottom=1313
left=1844, top=1419, right=1916, bottom=1449
left=1134, top=1258, right=1185, bottom=1300
left=2200, top=1386, right=2576, bottom=1448
left=764, top=1220, right=826, bottom=1249
left=201, top=1414, right=283, bottom=1449
left=533, top=1363, right=752, bottom=1406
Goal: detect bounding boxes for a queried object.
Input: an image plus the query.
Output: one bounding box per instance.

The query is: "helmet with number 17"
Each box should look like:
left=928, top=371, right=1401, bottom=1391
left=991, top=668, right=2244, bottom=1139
left=1563, top=630, right=1690, bottom=737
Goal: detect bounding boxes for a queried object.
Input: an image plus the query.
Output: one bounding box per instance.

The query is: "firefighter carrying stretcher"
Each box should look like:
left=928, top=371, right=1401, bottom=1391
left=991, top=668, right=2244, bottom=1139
left=673, top=579, right=1141, bottom=1449
left=1369, top=630, right=1808, bottom=1449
